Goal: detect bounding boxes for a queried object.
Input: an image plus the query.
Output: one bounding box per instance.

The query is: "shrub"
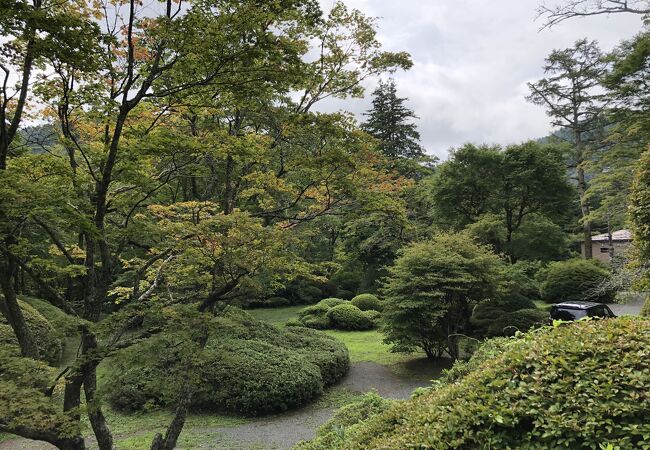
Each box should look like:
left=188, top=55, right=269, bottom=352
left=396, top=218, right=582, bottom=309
left=331, top=270, right=362, bottom=294
left=470, top=296, right=537, bottom=335
left=301, top=314, right=331, bottom=330
left=382, top=233, right=502, bottom=359
left=199, top=339, right=324, bottom=415
left=298, top=285, right=323, bottom=304
left=317, top=298, right=346, bottom=308
left=21, top=297, right=80, bottom=338
left=336, top=289, right=355, bottom=300
left=364, top=310, right=381, bottom=327
left=327, top=304, right=373, bottom=331
left=265, top=296, right=291, bottom=307
left=0, top=300, right=62, bottom=364
left=298, top=303, right=331, bottom=319
left=302, top=317, right=650, bottom=449
left=285, top=318, right=304, bottom=327
left=106, top=307, right=350, bottom=415
left=294, top=392, right=393, bottom=450
left=486, top=308, right=548, bottom=336
left=540, top=258, right=615, bottom=304
left=351, top=294, right=383, bottom=312
left=642, top=296, right=650, bottom=317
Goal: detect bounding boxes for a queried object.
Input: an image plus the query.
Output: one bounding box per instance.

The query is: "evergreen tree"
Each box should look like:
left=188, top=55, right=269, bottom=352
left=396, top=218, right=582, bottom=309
left=362, top=79, right=425, bottom=159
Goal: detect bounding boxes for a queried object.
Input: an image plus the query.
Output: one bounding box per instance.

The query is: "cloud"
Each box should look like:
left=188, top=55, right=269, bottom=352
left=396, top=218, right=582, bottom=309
left=317, top=0, right=645, bottom=159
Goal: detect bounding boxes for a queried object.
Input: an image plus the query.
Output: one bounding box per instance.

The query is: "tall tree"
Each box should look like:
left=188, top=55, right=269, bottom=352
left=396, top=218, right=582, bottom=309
left=527, top=39, right=608, bottom=259
left=362, top=79, right=425, bottom=160
left=430, top=142, right=573, bottom=261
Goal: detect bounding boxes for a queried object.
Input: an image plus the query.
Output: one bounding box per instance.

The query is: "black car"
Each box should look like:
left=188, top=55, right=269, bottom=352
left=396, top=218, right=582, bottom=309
left=550, top=301, right=617, bottom=321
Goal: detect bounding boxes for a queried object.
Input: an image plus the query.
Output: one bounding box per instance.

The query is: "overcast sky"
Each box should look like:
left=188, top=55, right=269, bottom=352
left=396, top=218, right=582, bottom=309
left=316, top=0, right=646, bottom=159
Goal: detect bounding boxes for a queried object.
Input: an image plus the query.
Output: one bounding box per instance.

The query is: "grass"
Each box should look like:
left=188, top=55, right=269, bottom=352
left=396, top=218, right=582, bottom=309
left=248, top=305, right=304, bottom=325
left=250, top=305, right=426, bottom=366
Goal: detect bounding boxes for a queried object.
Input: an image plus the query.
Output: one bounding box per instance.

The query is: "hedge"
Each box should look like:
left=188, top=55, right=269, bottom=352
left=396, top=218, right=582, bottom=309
left=327, top=304, right=373, bottom=331
left=294, top=392, right=393, bottom=450
left=540, top=258, right=615, bottom=304
left=0, top=300, right=62, bottom=364
left=350, top=294, right=383, bottom=312
left=106, top=307, right=349, bottom=416
left=317, top=298, right=346, bottom=309
left=301, top=317, right=650, bottom=449
left=486, top=308, right=548, bottom=336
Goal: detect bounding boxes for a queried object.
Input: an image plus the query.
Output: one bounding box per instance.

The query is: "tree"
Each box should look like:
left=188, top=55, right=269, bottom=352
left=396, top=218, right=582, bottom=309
left=537, top=0, right=650, bottom=28
left=429, top=142, right=573, bottom=261
left=381, top=233, right=502, bottom=360
left=527, top=39, right=609, bottom=259
left=629, top=149, right=650, bottom=286
left=362, top=79, right=425, bottom=160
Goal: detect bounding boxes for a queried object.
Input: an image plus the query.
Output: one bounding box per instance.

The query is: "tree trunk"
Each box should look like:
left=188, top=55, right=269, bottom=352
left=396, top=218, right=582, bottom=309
left=0, top=239, right=39, bottom=358
left=82, top=331, right=113, bottom=450
left=577, top=165, right=592, bottom=259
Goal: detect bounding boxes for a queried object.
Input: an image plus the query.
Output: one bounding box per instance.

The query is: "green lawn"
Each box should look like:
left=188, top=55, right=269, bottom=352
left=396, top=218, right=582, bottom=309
left=250, top=305, right=425, bottom=365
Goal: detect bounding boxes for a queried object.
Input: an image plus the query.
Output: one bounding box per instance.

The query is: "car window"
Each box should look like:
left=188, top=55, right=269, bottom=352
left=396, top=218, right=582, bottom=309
left=551, top=308, right=587, bottom=321
left=589, top=306, right=606, bottom=317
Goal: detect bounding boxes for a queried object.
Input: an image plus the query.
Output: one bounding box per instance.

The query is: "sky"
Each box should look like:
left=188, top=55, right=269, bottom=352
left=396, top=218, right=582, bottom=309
left=316, top=0, right=646, bottom=159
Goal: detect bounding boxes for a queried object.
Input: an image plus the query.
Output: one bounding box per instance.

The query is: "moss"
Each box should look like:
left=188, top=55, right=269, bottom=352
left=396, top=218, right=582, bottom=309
left=0, top=300, right=62, bottom=364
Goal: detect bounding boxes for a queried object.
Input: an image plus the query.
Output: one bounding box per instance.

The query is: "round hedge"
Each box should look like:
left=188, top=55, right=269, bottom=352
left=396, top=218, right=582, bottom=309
left=0, top=300, right=62, bottom=364
left=317, top=298, right=346, bottom=308
left=540, top=259, right=614, bottom=304
left=307, top=317, right=650, bottom=449
left=486, top=308, right=548, bottom=337
left=364, top=310, right=382, bottom=327
left=351, top=294, right=383, bottom=312
left=298, top=303, right=331, bottom=319
left=105, top=307, right=349, bottom=416
left=327, top=304, right=373, bottom=331
left=301, top=314, right=331, bottom=330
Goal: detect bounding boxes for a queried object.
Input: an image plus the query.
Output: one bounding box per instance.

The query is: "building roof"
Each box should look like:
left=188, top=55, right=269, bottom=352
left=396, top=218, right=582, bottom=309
left=591, top=229, right=632, bottom=242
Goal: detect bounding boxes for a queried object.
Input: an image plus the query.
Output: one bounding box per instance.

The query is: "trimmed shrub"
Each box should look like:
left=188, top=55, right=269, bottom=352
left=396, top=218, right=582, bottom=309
left=486, top=308, right=548, bottom=336
left=294, top=392, right=393, bottom=450
left=327, top=304, right=373, bottom=331
left=106, top=307, right=350, bottom=416
left=351, top=294, right=382, bottom=312
left=540, top=258, right=615, bottom=304
left=317, top=298, right=346, bottom=308
left=298, top=303, right=330, bottom=319
left=265, top=296, right=291, bottom=307
left=301, top=314, right=331, bottom=330
left=285, top=318, right=304, bottom=327
left=301, top=317, right=650, bottom=449
left=470, top=296, right=538, bottom=334
left=21, top=297, right=80, bottom=338
left=0, top=300, right=62, bottom=364
left=364, top=310, right=381, bottom=327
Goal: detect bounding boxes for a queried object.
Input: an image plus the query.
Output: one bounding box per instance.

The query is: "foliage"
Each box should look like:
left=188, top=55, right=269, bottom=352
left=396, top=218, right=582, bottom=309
left=430, top=142, right=572, bottom=260
left=306, top=317, right=650, bottom=449
left=294, top=392, right=393, bottom=450
left=21, top=296, right=81, bottom=339
left=382, top=232, right=502, bottom=359
left=350, top=294, right=383, bottom=311
left=265, top=297, right=292, bottom=308
left=0, top=348, right=80, bottom=443
left=361, top=79, right=425, bottom=160
left=470, top=296, right=538, bottom=336
left=318, top=298, right=347, bottom=309
left=0, top=300, right=62, bottom=364
left=486, top=308, right=549, bottom=337
left=327, top=303, right=374, bottom=331
left=540, top=258, right=615, bottom=304
left=630, top=149, right=650, bottom=289
left=105, top=307, right=349, bottom=416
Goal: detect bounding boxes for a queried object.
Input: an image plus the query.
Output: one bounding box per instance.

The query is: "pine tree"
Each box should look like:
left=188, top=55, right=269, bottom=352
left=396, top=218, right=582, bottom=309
left=362, top=79, right=425, bottom=159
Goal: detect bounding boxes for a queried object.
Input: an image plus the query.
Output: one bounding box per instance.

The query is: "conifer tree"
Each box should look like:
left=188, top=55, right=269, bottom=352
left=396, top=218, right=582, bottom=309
left=362, top=79, right=425, bottom=159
